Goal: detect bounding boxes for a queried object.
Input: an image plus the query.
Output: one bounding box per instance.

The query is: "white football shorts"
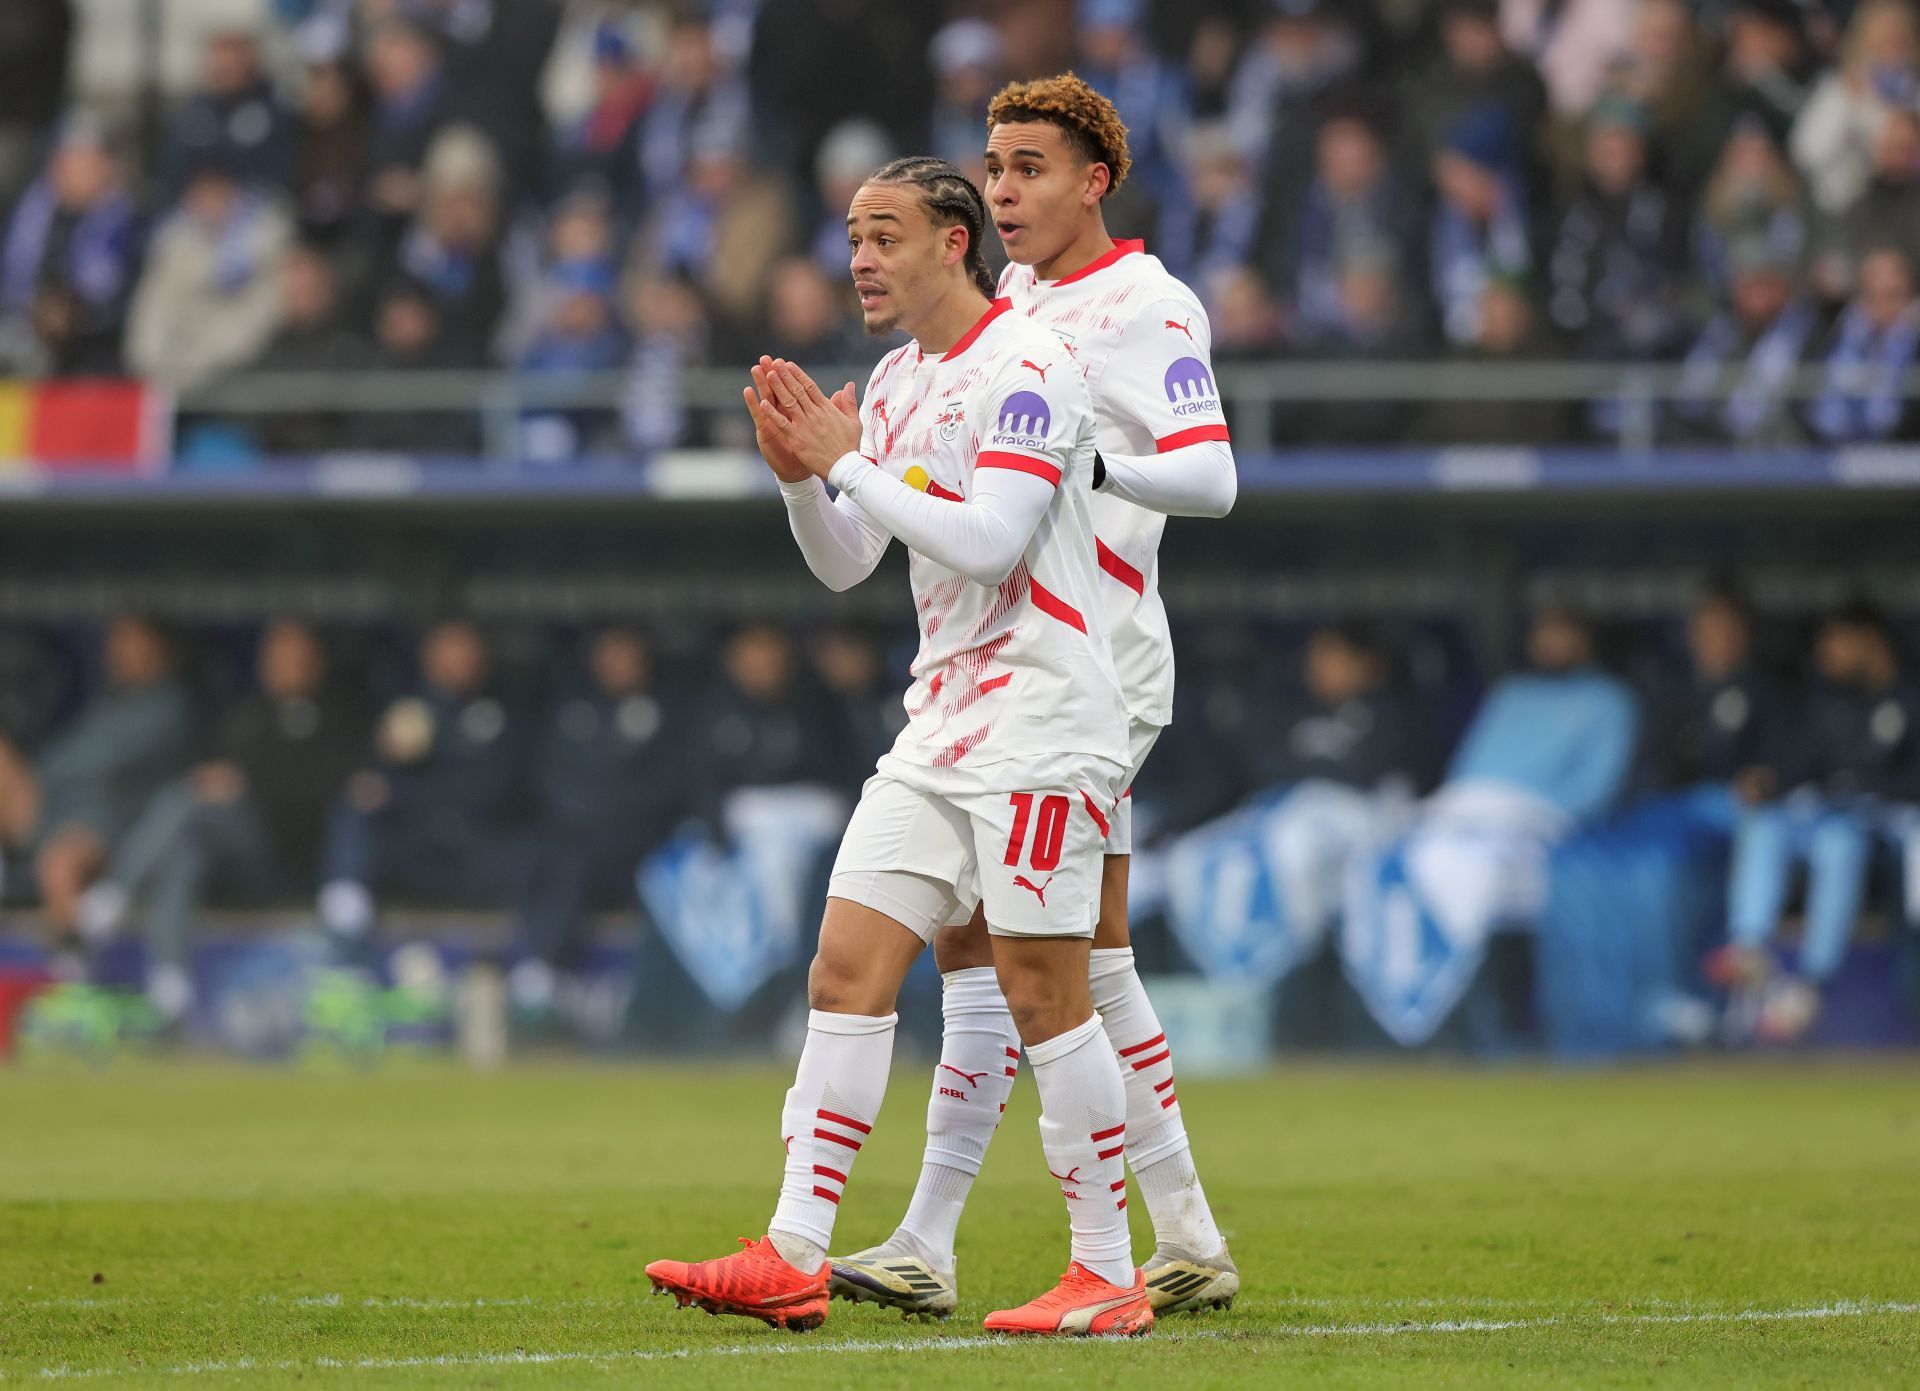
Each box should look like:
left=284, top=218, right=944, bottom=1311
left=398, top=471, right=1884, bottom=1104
left=828, top=757, right=1123, bottom=941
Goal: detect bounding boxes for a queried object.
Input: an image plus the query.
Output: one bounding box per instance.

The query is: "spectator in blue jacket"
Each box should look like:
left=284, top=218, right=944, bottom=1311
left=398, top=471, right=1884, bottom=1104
left=1445, top=605, right=1641, bottom=829
left=159, top=28, right=297, bottom=205
left=516, top=257, right=627, bottom=462
left=1714, top=600, right=1920, bottom=1041
left=0, top=118, right=141, bottom=375
left=1807, top=244, right=1920, bottom=442
left=1339, top=607, right=1640, bottom=1041
left=360, top=17, right=448, bottom=253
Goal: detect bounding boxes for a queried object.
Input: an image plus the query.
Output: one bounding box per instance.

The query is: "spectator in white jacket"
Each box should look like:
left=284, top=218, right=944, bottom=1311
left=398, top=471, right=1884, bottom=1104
left=126, top=160, right=292, bottom=391
left=1790, top=0, right=1920, bottom=216
left=1500, top=0, right=1637, bottom=118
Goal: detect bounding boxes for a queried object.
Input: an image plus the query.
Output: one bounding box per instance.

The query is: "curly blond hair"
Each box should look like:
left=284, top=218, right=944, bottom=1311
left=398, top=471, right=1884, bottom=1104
left=986, top=72, right=1132, bottom=198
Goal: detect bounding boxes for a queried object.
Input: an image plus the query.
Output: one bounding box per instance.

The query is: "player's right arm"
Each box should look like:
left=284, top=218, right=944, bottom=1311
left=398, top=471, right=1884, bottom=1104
left=749, top=357, right=891, bottom=592
left=762, top=356, right=1071, bottom=589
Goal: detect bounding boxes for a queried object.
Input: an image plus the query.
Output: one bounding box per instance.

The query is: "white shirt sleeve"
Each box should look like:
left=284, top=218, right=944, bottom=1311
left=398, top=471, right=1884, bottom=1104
left=778, top=476, right=890, bottom=591
left=1089, top=296, right=1236, bottom=517
left=1096, top=438, right=1236, bottom=517
left=825, top=454, right=1054, bottom=588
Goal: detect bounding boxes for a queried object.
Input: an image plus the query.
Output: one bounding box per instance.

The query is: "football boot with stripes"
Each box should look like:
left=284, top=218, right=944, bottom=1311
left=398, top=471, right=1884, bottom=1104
left=646, top=1236, right=829, bottom=1331
left=1143, top=1242, right=1239, bottom=1313
left=828, top=1245, right=958, bottom=1320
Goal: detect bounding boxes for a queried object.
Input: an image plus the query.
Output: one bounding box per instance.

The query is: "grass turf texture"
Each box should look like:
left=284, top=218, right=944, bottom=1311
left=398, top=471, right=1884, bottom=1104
left=3, top=1060, right=1918, bottom=1388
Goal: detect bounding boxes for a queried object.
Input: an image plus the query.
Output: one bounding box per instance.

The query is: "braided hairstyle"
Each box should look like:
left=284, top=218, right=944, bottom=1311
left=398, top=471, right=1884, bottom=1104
left=863, top=157, right=997, bottom=299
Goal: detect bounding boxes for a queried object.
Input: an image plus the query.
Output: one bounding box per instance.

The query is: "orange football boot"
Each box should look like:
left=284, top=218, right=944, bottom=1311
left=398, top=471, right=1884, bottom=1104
left=983, top=1261, right=1153, bottom=1337
left=646, top=1236, right=830, bottom=1332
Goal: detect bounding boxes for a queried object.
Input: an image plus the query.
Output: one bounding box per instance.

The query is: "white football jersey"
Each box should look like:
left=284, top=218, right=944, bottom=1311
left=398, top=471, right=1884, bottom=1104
left=853, top=298, right=1129, bottom=786
left=999, top=241, right=1231, bottom=727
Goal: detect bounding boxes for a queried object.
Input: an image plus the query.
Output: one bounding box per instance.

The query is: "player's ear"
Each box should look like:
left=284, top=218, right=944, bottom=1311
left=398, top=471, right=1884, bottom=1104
left=945, top=223, right=970, bottom=272
left=1084, top=162, right=1111, bottom=207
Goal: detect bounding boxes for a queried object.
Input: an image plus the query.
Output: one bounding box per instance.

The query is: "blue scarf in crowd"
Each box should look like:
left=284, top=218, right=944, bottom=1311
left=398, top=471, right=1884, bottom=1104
left=1809, top=301, right=1920, bottom=443
left=1431, top=180, right=1531, bottom=345
left=2, top=178, right=139, bottom=314
left=1677, top=298, right=1818, bottom=441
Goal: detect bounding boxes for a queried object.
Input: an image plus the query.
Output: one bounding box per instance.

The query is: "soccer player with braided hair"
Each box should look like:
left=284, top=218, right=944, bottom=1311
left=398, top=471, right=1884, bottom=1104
left=828, top=74, right=1241, bottom=1322
left=647, top=154, right=1155, bottom=1337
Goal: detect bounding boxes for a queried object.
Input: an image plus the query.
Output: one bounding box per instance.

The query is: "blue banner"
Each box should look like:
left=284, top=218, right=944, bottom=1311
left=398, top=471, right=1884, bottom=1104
left=638, top=785, right=849, bottom=1012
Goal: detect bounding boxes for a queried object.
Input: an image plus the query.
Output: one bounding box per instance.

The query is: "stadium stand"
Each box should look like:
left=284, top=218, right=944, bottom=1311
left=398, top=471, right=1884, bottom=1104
left=0, top=0, right=1916, bottom=1058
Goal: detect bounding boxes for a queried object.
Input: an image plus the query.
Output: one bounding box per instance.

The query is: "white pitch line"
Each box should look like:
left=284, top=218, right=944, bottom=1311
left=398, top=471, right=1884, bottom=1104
left=12, top=1299, right=1920, bottom=1383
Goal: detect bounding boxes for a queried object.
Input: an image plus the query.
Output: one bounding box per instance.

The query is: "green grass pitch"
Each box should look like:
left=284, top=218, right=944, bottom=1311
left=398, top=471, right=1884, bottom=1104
left=4, top=1057, right=1918, bottom=1388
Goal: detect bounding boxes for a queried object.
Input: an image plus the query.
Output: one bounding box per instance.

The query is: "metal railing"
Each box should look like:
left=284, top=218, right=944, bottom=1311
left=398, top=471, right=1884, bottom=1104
left=176, top=360, right=1920, bottom=458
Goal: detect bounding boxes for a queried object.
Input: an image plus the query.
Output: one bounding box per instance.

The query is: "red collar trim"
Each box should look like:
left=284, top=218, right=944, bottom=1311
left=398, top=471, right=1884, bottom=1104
left=1049, top=239, right=1145, bottom=287
left=941, top=297, right=1012, bottom=361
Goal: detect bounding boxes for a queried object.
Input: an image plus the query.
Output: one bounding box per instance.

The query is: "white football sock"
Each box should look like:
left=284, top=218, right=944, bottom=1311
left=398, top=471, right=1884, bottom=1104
left=1090, top=947, right=1223, bottom=1257
left=1029, top=1012, right=1135, bottom=1288
left=893, top=967, right=1021, bottom=1272
left=768, top=1008, right=896, bottom=1270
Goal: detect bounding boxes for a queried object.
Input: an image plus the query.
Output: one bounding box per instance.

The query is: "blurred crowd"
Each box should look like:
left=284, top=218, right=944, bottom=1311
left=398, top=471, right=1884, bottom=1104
left=3, top=0, right=1920, bottom=458
left=0, top=615, right=900, bottom=1021
left=0, top=589, right=1913, bottom=1043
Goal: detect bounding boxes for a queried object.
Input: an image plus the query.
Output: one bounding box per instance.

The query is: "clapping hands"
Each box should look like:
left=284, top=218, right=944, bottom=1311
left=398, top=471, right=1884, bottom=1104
left=743, top=357, right=860, bottom=482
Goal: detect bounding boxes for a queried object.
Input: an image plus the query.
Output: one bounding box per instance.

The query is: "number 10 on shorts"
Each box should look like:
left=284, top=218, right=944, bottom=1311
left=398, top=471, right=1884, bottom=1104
left=1004, top=792, right=1069, bottom=870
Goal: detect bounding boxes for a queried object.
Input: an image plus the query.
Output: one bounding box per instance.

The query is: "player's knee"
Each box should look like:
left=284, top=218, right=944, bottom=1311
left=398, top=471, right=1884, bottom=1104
left=996, top=966, right=1089, bottom=1044
left=806, top=947, right=890, bottom=1015
left=805, top=954, right=857, bottom=1012
left=932, top=916, right=993, bottom=973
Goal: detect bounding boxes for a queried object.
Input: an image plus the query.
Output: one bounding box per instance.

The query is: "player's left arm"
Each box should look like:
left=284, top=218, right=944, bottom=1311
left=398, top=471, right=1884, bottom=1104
left=1089, top=297, right=1237, bottom=518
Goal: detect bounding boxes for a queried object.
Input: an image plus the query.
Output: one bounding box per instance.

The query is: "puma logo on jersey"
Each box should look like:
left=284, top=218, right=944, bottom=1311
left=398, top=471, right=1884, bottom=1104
left=1020, top=359, right=1050, bottom=382
left=1013, top=874, right=1053, bottom=907
left=939, top=1064, right=989, bottom=1087
left=1165, top=317, right=1195, bottom=341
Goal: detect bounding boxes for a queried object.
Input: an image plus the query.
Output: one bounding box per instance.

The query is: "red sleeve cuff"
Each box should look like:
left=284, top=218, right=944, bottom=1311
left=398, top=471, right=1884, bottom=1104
left=976, top=450, right=1063, bottom=486
left=1154, top=423, right=1231, bottom=452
